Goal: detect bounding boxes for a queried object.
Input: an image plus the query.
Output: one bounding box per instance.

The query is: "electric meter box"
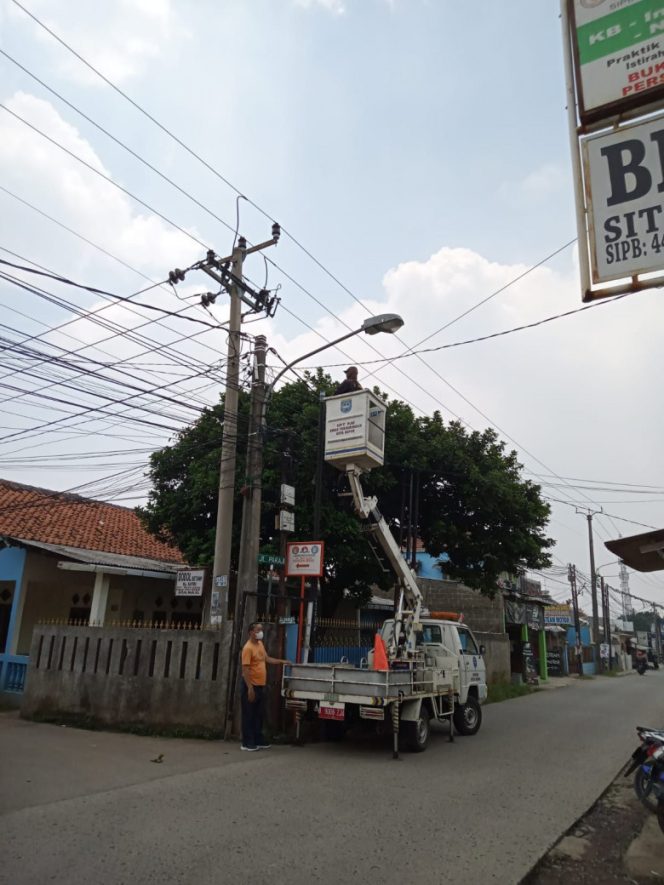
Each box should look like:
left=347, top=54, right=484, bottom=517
left=324, top=390, right=386, bottom=471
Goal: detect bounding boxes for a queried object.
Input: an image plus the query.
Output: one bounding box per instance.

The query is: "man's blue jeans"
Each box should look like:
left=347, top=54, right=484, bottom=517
left=241, top=682, right=265, bottom=748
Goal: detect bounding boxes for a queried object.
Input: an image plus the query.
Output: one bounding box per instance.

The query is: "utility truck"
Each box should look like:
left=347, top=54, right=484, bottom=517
left=282, top=390, right=487, bottom=754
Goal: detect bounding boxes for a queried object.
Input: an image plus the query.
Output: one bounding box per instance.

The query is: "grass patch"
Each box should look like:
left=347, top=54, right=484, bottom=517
left=486, top=682, right=536, bottom=704
left=27, top=711, right=223, bottom=741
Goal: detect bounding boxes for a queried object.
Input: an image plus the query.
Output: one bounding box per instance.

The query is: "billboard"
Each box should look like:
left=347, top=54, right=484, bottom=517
left=582, top=112, right=664, bottom=283
left=286, top=542, right=324, bottom=577
left=544, top=605, right=573, bottom=626
left=572, top=0, right=664, bottom=119
left=175, top=568, right=205, bottom=597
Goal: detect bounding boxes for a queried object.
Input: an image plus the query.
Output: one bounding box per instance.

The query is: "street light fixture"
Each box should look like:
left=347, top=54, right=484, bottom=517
left=266, top=312, right=404, bottom=396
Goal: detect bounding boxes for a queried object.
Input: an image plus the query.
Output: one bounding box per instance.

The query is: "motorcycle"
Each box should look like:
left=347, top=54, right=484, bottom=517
left=624, top=726, right=664, bottom=812
left=636, top=658, right=648, bottom=675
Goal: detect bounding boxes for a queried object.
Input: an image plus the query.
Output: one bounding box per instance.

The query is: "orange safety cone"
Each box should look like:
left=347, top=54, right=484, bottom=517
left=373, top=633, right=389, bottom=670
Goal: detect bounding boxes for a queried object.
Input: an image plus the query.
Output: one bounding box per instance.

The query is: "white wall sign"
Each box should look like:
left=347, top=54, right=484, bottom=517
left=572, top=0, right=664, bottom=118
left=175, top=568, right=205, bottom=597
left=583, top=112, right=664, bottom=283
left=286, top=542, right=324, bottom=577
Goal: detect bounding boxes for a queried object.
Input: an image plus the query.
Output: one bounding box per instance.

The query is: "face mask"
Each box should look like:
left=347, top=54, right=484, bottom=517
left=255, top=631, right=264, bottom=641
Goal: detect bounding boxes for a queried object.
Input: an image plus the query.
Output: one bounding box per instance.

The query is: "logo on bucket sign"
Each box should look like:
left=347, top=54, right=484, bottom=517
left=340, top=399, right=352, bottom=414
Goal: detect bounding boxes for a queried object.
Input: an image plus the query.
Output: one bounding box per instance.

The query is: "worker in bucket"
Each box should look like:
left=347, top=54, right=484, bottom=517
left=241, top=621, right=290, bottom=752
left=334, top=366, right=362, bottom=395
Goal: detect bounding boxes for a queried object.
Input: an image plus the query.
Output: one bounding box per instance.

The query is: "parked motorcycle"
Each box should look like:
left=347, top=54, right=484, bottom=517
left=624, top=726, right=664, bottom=812
left=636, top=658, right=648, bottom=675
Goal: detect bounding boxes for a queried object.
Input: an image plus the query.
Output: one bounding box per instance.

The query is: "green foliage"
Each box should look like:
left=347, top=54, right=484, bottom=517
left=138, top=373, right=553, bottom=611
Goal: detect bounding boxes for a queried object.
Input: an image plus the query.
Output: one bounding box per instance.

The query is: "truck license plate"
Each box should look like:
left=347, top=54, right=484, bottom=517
left=319, top=702, right=345, bottom=721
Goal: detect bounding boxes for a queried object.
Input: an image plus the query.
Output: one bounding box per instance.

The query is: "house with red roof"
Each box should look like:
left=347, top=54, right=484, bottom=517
left=0, top=479, right=189, bottom=699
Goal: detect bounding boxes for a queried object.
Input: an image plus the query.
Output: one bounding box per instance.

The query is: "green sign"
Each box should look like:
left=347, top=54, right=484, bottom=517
left=573, top=0, right=664, bottom=115
left=258, top=553, right=285, bottom=566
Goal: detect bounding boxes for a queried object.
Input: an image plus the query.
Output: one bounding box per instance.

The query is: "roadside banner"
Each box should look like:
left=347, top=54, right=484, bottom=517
left=544, top=605, right=573, bottom=626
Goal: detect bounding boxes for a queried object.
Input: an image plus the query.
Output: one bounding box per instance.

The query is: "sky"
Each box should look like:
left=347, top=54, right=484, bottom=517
left=0, top=0, right=662, bottom=617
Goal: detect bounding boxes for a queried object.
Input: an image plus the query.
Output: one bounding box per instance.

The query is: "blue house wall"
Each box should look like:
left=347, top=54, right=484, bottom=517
left=0, top=545, right=29, bottom=695
left=401, top=551, right=449, bottom=581
left=566, top=624, right=596, bottom=675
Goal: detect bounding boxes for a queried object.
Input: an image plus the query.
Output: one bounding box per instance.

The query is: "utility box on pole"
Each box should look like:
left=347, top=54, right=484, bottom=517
left=324, top=390, right=386, bottom=471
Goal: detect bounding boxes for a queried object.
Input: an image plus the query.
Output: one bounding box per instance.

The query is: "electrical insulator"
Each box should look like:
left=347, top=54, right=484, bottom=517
left=272, top=222, right=281, bottom=242
left=168, top=268, right=186, bottom=284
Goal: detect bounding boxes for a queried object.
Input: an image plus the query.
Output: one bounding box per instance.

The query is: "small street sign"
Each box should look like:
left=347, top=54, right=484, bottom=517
left=279, top=510, right=295, bottom=532
left=280, top=483, right=295, bottom=506
left=286, top=541, right=325, bottom=577
left=214, top=575, right=228, bottom=588
left=258, top=553, right=285, bottom=566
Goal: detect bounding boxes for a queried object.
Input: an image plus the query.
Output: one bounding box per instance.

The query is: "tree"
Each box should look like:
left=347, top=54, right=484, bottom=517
left=415, top=416, right=553, bottom=593
left=138, top=375, right=553, bottom=609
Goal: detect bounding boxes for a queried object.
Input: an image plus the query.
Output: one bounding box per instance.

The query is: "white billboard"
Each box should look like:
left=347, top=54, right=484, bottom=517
left=175, top=568, right=205, bottom=596
left=582, top=112, right=664, bottom=283
left=572, top=0, right=664, bottom=118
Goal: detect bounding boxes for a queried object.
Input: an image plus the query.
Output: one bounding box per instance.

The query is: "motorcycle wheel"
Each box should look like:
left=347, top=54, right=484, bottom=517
left=658, top=798, right=664, bottom=835
left=634, top=767, right=659, bottom=812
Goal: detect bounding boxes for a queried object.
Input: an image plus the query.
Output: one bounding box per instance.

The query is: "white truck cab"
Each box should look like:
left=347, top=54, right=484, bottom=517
left=379, top=615, right=488, bottom=737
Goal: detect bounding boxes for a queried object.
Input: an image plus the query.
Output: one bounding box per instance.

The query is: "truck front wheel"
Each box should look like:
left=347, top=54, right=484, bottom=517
left=453, top=696, right=482, bottom=736
left=402, top=707, right=430, bottom=752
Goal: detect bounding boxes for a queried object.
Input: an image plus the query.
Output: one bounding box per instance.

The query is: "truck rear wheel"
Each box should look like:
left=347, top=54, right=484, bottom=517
left=453, top=696, right=482, bottom=736
left=402, top=707, right=430, bottom=752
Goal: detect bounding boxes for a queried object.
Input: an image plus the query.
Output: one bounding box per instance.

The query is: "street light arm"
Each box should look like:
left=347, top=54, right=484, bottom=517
left=266, top=327, right=361, bottom=401
left=264, top=312, right=404, bottom=407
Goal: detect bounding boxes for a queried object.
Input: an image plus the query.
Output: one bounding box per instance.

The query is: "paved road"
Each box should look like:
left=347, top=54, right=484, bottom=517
left=1, top=672, right=663, bottom=885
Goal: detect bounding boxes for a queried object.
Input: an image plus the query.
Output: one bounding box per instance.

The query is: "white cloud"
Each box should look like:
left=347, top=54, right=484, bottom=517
left=294, top=0, right=346, bottom=14
left=4, top=0, right=181, bottom=85
left=0, top=91, right=201, bottom=272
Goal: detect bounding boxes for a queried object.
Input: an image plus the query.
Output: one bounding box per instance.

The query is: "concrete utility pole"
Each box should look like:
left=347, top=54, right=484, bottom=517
left=600, top=577, right=611, bottom=670
left=568, top=563, right=583, bottom=676
left=585, top=511, right=602, bottom=671
left=211, top=240, right=245, bottom=622
left=171, top=223, right=281, bottom=625
left=235, top=335, right=268, bottom=628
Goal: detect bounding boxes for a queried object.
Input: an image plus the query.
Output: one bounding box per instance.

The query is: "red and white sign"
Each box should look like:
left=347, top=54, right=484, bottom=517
left=286, top=541, right=324, bottom=577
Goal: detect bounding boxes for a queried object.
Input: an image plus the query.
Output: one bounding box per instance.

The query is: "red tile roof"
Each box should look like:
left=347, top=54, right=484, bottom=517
left=0, top=480, right=184, bottom=564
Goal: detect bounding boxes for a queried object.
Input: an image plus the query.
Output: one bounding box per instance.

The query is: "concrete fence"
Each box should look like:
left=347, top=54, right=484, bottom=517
left=474, top=631, right=511, bottom=685
left=21, top=623, right=235, bottom=731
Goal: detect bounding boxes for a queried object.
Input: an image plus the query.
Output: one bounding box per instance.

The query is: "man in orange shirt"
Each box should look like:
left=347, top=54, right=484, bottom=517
left=241, top=621, right=290, bottom=751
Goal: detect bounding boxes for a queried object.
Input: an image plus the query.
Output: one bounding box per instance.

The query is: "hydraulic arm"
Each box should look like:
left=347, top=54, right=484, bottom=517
left=346, top=465, right=423, bottom=659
